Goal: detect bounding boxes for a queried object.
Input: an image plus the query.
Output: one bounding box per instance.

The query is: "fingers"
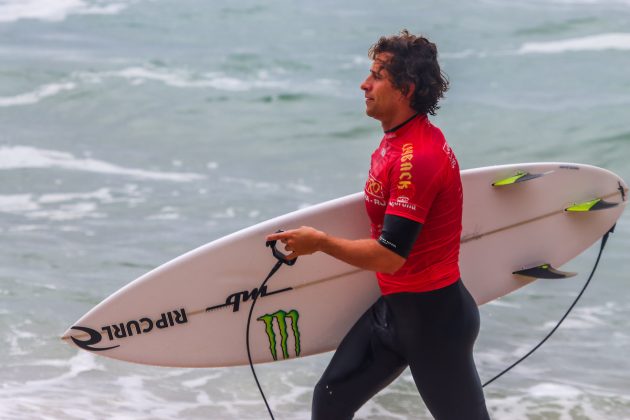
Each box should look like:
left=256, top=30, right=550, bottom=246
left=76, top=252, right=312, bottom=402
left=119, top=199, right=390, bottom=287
left=266, top=230, right=296, bottom=258
left=266, top=230, right=294, bottom=242
left=266, top=227, right=321, bottom=259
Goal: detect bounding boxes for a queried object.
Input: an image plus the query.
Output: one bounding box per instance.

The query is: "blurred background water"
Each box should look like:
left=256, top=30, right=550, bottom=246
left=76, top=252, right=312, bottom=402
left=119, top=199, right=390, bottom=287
left=1, top=0, right=629, bottom=418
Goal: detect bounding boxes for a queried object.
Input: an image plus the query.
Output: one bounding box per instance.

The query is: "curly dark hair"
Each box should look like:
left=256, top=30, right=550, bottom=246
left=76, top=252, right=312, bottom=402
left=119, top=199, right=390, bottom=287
left=368, top=29, right=449, bottom=116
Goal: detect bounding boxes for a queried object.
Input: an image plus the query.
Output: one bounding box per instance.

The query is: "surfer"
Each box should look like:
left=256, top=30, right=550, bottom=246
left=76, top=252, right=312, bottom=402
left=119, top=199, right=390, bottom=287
left=267, top=30, right=490, bottom=420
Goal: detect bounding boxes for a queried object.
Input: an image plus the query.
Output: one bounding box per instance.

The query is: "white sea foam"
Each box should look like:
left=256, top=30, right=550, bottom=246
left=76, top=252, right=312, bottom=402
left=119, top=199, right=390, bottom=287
left=0, top=185, right=147, bottom=221
left=528, top=382, right=583, bottom=398
left=438, top=33, right=630, bottom=60
left=0, top=146, right=205, bottom=182
left=221, top=176, right=282, bottom=192
left=0, top=82, right=76, bottom=107
left=26, top=352, right=105, bottom=388
left=0, top=194, right=39, bottom=213
left=518, top=33, right=630, bottom=54
left=30, top=202, right=105, bottom=221
left=103, top=66, right=288, bottom=91
left=486, top=299, right=521, bottom=308
left=540, top=304, right=614, bottom=330
left=38, top=188, right=114, bottom=204
left=441, top=49, right=482, bottom=59
left=211, top=207, right=236, bottom=219
left=286, top=183, right=314, bottom=194
left=7, top=224, right=44, bottom=232
left=485, top=381, right=624, bottom=420
left=181, top=373, right=223, bottom=388
left=0, top=0, right=129, bottom=23
left=7, top=325, right=37, bottom=356
left=221, top=176, right=314, bottom=196
left=109, top=374, right=240, bottom=419
left=0, top=193, right=101, bottom=220
left=0, top=353, right=105, bottom=420
left=340, top=55, right=370, bottom=70
left=146, top=206, right=181, bottom=220
left=0, top=65, right=290, bottom=108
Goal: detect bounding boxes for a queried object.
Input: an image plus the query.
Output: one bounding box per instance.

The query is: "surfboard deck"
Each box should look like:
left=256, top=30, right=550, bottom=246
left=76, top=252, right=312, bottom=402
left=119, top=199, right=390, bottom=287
left=62, top=163, right=627, bottom=367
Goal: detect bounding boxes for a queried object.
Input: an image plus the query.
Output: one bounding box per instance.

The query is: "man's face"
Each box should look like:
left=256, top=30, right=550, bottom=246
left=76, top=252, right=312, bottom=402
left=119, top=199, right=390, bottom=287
left=360, top=53, right=409, bottom=123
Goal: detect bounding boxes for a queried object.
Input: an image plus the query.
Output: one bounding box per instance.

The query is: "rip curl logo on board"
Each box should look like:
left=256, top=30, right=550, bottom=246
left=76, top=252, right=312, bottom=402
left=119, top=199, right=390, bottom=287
left=70, top=308, right=188, bottom=352
left=257, top=309, right=301, bottom=361
left=69, top=326, right=120, bottom=352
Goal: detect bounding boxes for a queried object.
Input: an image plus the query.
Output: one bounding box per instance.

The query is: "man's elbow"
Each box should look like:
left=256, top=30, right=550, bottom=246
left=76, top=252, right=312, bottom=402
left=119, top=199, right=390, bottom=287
left=378, top=254, right=406, bottom=274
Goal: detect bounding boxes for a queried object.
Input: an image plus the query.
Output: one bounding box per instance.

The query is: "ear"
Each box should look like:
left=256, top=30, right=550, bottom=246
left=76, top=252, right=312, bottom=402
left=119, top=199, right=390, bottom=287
left=398, top=83, right=415, bottom=104
left=405, top=83, right=415, bottom=100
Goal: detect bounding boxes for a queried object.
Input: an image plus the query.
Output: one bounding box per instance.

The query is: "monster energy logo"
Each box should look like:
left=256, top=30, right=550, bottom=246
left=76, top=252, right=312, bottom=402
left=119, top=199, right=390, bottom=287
left=257, top=309, right=301, bottom=361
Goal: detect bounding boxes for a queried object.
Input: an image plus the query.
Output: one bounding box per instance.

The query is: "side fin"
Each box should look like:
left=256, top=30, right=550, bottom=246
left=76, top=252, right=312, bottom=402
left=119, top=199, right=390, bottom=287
left=513, top=264, right=577, bottom=279
left=565, top=198, right=619, bottom=212
left=492, top=171, right=545, bottom=187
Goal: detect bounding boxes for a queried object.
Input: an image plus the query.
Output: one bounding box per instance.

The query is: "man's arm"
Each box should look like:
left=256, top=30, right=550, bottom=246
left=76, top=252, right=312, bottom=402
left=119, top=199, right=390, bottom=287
left=265, top=215, right=422, bottom=275
left=266, top=227, right=405, bottom=274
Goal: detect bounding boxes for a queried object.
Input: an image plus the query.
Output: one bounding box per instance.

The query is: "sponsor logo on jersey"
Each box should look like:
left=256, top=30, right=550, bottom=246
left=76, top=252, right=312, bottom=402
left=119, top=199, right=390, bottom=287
left=443, top=142, right=457, bottom=168
left=398, top=143, right=414, bottom=191
left=365, top=173, right=385, bottom=199
left=258, top=309, right=301, bottom=361
left=388, top=198, right=417, bottom=211
left=395, top=143, right=417, bottom=204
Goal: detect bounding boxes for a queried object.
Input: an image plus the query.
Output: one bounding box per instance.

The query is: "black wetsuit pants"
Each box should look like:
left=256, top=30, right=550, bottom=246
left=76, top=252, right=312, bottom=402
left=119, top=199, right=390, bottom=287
left=312, top=279, right=490, bottom=420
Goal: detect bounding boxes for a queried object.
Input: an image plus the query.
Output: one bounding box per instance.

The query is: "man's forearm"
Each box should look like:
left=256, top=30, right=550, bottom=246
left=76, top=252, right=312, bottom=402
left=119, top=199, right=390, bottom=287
left=318, top=235, right=405, bottom=274
left=266, top=227, right=406, bottom=274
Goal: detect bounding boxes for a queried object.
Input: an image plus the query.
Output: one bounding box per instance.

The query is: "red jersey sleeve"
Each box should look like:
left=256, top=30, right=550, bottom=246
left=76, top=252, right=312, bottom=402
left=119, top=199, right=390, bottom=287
left=385, top=142, right=443, bottom=224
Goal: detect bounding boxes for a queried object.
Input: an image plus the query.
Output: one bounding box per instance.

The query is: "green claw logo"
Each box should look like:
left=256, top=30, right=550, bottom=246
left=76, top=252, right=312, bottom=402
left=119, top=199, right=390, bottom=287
left=257, top=309, right=301, bottom=361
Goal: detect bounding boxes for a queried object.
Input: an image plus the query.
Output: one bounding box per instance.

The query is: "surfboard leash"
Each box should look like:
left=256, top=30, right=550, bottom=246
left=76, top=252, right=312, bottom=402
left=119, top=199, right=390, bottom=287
left=245, top=232, right=297, bottom=420
left=482, top=224, right=616, bottom=388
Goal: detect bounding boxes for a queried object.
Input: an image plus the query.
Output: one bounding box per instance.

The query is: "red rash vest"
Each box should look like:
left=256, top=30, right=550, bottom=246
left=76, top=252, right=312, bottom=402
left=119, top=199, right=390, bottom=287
left=364, top=114, right=463, bottom=295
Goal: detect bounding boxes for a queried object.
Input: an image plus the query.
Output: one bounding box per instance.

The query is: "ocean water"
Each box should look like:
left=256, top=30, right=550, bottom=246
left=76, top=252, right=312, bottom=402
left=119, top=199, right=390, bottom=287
left=1, top=0, right=630, bottom=418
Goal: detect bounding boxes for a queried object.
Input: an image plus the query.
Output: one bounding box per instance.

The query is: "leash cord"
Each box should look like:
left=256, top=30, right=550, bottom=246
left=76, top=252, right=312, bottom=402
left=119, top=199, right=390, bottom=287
left=246, top=260, right=283, bottom=420
left=246, top=233, right=297, bottom=420
left=483, top=225, right=615, bottom=388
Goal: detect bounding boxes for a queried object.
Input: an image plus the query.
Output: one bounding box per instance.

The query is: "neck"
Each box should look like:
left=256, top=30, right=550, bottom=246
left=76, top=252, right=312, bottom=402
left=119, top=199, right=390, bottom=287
left=384, top=112, right=420, bottom=133
left=381, top=109, right=418, bottom=132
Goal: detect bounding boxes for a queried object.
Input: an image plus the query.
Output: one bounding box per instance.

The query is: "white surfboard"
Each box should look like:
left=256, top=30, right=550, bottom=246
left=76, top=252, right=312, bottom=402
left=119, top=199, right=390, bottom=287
left=62, top=163, right=627, bottom=368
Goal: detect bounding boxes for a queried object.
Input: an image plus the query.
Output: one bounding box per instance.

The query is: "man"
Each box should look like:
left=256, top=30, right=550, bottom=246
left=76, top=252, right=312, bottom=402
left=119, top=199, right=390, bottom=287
left=267, top=30, right=490, bottom=419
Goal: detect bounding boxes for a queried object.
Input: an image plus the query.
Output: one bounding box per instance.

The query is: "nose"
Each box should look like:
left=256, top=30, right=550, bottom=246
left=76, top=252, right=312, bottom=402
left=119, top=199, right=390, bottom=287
left=360, top=77, right=370, bottom=92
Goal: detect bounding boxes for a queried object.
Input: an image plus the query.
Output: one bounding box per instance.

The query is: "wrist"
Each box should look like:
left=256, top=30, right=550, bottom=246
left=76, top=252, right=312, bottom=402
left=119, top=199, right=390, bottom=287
left=316, top=230, right=330, bottom=253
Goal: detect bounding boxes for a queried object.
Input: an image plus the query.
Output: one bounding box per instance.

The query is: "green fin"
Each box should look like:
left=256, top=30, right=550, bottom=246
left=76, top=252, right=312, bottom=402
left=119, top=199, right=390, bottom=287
left=565, top=199, right=619, bottom=212
left=492, top=171, right=544, bottom=187
left=513, top=264, right=577, bottom=279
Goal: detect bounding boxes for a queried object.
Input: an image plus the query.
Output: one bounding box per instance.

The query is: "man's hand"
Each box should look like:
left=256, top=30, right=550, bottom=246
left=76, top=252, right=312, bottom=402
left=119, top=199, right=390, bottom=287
left=266, top=227, right=327, bottom=260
